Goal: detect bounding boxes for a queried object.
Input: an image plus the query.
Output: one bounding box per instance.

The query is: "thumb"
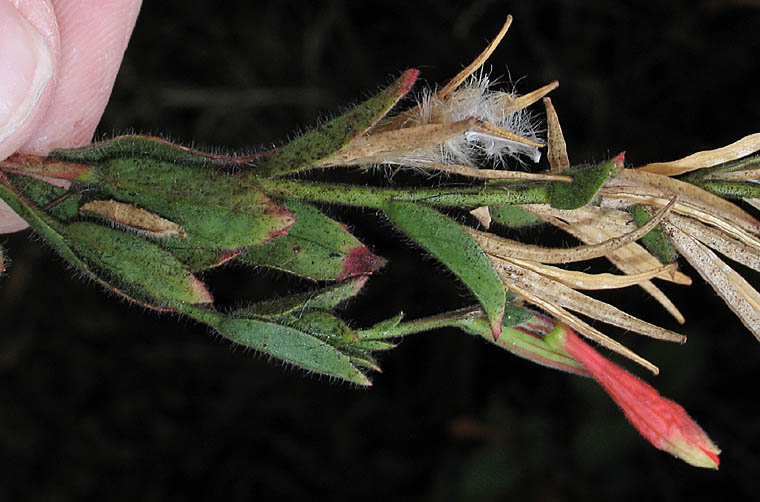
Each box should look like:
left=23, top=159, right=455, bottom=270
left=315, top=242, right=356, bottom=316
left=0, top=0, right=55, bottom=161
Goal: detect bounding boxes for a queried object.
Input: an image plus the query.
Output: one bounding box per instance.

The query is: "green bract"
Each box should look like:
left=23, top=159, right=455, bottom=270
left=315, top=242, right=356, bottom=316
left=239, top=199, right=385, bottom=280
left=383, top=201, right=507, bottom=338
left=254, top=69, right=419, bottom=178
left=630, top=205, right=678, bottom=264
left=64, top=221, right=212, bottom=306
left=221, top=315, right=371, bottom=385
left=489, top=205, right=543, bottom=228
left=453, top=308, right=589, bottom=376
left=549, top=158, right=616, bottom=209
left=91, top=157, right=295, bottom=249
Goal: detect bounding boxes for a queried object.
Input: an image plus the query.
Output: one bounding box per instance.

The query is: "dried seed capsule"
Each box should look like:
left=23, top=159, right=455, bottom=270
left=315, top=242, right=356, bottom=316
left=80, top=199, right=186, bottom=238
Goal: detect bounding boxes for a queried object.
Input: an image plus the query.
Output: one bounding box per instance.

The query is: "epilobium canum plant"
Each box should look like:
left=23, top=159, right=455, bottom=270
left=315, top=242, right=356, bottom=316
left=3, top=15, right=760, bottom=469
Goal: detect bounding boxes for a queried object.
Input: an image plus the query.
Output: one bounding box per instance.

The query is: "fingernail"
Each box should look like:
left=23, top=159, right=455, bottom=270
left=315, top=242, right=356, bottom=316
left=0, top=1, right=53, bottom=146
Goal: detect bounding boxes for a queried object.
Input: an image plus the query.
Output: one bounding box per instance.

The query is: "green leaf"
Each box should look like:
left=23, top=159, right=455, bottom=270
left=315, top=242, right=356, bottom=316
left=64, top=222, right=213, bottom=306
left=258, top=178, right=551, bottom=209
left=348, top=354, right=382, bottom=373
left=682, top=154, right=760, bottom=183
left=689, top=180, right=760, bottom=199
left=176, top=304, right=374, bottom=385
left=165, top=247, right=240, bottom=272
left=218, top=317, right=371, bottom=385
left=383, top=201, right=506, bottom=337
left=549, top=158, right=616, bottom=209
left=5, top=173, right=82, bottom=221
left=629, top=205, right=678, bottom=264
left=351, top=339, right=397, bottom=351
left=489, top=205, right=543, bottom=228
left=0, top=181, right=83, bottom=268
left=289, top=310, right=359, bottom=345
left=239, top=199, right=386, bottom=280
left=283, top=310, right=388, bottom=372
left=357, top=312, right=405, bottom=339
left=254, top=69, right=419, bottom=177
left=233, top=277, right=367, bottom=319
left=50, top=134, right=249, bottom=168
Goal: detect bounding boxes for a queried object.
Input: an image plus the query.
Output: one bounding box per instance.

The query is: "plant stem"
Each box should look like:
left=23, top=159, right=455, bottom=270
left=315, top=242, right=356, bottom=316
left=358, top=306, right=483, bottom=339
left=255, top=178, right=550, bottom=208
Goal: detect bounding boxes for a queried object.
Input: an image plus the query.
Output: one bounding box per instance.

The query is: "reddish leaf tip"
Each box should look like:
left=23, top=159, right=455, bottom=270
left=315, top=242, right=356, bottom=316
left=263, top=204, right=296, bottom=241
left=189, top=276, right=214, bottom=304
left=107, top=286, right=175, bottom=312
left=352, top=275, right=370, bottom=294
left=216, top=249, right=243, bottom=267
left=490, top=311, right=504, bottom=340
left=398, top=69, right=420, bottom=94
left=338, top=245, right=387, bottom=280
left=614, top=152, right=626, bottom=169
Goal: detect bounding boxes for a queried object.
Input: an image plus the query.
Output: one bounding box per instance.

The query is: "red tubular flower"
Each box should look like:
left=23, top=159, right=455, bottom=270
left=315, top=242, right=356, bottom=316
left=547, top=323, right=721, bottom=469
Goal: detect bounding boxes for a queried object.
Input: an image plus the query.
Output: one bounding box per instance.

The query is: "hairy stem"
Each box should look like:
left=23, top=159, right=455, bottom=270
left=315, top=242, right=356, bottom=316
left=256, top=178, right=551, bottom=208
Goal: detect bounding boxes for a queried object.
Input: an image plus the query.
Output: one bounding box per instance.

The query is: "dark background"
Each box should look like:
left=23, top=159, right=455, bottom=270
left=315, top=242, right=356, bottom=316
left=2, top=1, right=760, bottom=500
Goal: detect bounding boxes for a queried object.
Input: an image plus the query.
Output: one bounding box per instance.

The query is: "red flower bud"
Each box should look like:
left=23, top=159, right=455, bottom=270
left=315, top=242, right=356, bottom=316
left=547, top=324, right=721, bottom=469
